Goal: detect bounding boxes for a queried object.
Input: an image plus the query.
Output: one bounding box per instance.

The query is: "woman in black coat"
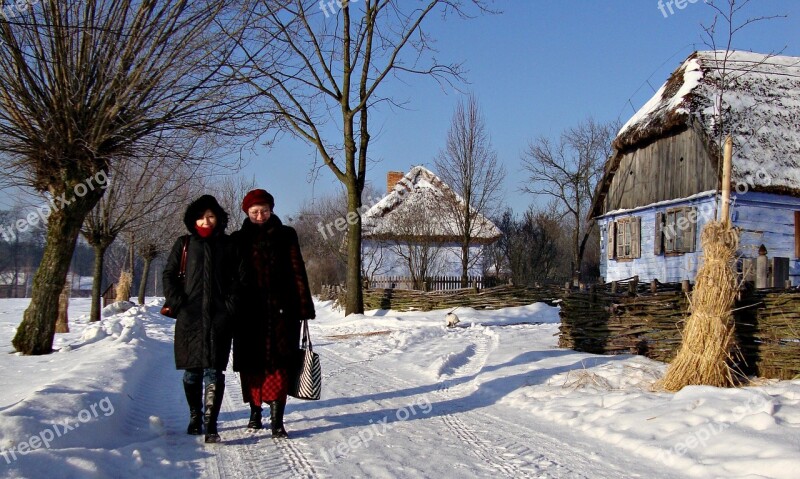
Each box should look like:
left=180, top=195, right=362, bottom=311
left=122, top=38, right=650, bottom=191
left=231, top=189, right=315, bottom=438
left=163, top=194, right=244, bottom=443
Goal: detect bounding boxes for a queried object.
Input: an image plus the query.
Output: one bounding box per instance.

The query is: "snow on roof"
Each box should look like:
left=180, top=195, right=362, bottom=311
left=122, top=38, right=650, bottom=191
left=362, top=166, right=502, bottom=243
left=615, top=50, right=800, bottom=194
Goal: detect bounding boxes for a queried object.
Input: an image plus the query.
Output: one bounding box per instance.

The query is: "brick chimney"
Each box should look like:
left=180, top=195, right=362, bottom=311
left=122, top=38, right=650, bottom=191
left=386, top=171, right=404, bottom=193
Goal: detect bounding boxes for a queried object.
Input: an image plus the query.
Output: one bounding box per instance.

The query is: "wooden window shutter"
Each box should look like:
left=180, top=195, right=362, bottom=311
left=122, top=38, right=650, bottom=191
left=631, top=216, right=641, bottom=258
left=654, top=212, right=664, bottom=255
left=687, top=207, right=697, bottom=252
left=607, top=221, right=615, bottom=259
left=795, top=211, right=800, bottom=259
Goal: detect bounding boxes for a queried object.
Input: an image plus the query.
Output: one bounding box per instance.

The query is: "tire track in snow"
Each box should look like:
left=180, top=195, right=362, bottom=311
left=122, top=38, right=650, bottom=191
left=324, top=344, right=549, bottom=478
left=323, top=330, right=659, bottom=479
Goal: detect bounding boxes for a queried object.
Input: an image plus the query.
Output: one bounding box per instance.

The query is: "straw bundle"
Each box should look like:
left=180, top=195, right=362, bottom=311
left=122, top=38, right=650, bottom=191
left=116, top=271, right=133, bottom=303
left=659, top=221, right=740, bottom=391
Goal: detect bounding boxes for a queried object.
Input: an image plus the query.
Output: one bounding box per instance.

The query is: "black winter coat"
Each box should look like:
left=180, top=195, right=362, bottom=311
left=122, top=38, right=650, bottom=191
left=163, top=199, right=245, bottom=371
left=231, top=215, right=315, bottom=373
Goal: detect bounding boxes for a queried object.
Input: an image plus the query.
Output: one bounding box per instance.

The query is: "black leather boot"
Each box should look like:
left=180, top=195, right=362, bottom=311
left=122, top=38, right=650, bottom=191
left=269, top=399, right=288, bottom=438
left=204, top=379, right=226, bottom=443
left=247, top=403, right=263, bottom=430
left=183, top=380, right=203, bottom=435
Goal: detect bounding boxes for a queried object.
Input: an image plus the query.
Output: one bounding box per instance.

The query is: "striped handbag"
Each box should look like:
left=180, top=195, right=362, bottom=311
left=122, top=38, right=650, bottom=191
left=289, top=320, right=321, bottom=400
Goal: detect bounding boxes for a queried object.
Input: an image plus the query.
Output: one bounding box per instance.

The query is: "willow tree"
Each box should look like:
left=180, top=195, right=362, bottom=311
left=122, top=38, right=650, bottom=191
left=234, top=0, right=490, bottom=315
left=83, top=148, right=202, bottom=322
left=1, top=0, right=251, bottom=354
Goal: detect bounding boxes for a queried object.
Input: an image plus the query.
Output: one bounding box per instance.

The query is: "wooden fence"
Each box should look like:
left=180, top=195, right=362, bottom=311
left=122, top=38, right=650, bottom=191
left=365, top=275, right=500, bottom=291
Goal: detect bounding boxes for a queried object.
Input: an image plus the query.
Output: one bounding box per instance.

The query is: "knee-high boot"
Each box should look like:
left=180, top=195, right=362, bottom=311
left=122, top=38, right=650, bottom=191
left=247, top=402, right=263, bottom=430
left=204, top=380, right=226, bottom=443
left=269, top=399, right=288, bottom=438
left=183, top=381, right=203, bottom=435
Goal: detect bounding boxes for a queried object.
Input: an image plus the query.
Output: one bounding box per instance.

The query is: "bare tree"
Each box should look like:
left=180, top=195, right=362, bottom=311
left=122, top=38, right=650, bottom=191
left=434, top=94, right=505, bottom=286
left=232, top=0, right=490, bottom=314
left=1, top=0, right=252, bottom=354
left=208, top=175, right=259, bottom=232
left=521, top=118, right=616, bottom=282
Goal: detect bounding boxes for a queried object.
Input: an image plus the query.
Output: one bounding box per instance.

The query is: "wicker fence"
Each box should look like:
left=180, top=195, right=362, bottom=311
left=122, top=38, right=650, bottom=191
left=558, top=280, right=800, bottom=380
left=365, top=275, right=500, bottom=291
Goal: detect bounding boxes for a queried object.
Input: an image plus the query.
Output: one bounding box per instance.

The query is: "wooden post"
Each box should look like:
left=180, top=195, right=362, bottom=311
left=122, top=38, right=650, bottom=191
left=650, top=279, right=658, bottom=293
left=55, top=281, right=70, bottom=333
left=629, top=276, right=638, bottom=296
left=681, top=280, right=690, bottom=293
left=611, top=281, right=618, bottom=294
left=589, top=284, right=596, bottom=303
left=564, top=282, right=570, bottom=294
left=720, top=136, right=733, bottom=226
left=756, top=244, right=768, bottom=289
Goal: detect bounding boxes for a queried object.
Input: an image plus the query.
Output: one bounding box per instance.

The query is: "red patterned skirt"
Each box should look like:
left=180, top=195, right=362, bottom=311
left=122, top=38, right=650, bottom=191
left=240, top=369, right=289, bottom=404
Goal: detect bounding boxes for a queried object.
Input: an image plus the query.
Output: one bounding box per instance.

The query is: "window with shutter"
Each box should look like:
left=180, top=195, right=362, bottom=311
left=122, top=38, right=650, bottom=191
left=610, top=216, right=640, bottom=260
left=662, top=207, right=697, bottom=254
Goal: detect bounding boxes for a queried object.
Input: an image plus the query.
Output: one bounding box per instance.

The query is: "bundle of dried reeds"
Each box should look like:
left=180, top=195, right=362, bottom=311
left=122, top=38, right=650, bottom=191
left=116, top=271, right=133, bottom=303
left=659, top=220, right=740, bottom=391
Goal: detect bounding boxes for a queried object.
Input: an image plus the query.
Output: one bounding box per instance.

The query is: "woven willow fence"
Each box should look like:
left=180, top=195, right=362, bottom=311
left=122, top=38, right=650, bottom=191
left=559, top=284, right=800, bottom=380
left=321, top=280, right=800, bottom=379
left=321, top=283, right=562, bottom=312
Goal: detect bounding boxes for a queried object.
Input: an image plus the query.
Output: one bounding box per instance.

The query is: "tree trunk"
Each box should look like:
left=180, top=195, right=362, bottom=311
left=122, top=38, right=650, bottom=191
left=90, top=243, right=109, bottom=322
left=13, top=184, right=102, bottom=354
left=344, top=185, right=363, bottom=315
left=137, top=257, right=152, bottom=305
left=461, top=242, right=469, bottom=288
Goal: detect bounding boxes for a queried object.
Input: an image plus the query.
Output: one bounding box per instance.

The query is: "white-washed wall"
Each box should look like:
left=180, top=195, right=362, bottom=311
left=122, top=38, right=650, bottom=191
left=599, top=196, right=715, bottom=283
left=730, top=192, right=800, bottom=284
left=361, top=240, right=486, bottom=277
left=599, top=193, right=800, bottom=285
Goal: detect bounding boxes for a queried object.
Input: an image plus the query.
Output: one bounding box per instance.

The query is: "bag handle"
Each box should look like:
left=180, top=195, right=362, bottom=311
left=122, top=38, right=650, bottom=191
left=178, top=236, right=189, bottom=281
left=300, top=319, right=313, bottom=351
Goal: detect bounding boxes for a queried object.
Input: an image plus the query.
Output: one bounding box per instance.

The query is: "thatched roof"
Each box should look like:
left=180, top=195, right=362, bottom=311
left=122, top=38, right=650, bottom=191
left=362, top=166, right=501, bottom=244
left=592, top=50, right=800, bottom=218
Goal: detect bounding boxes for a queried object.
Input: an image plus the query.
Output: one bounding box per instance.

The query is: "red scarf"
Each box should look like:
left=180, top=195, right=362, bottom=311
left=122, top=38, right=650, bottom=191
left=195, top=225, right=214, bottom=238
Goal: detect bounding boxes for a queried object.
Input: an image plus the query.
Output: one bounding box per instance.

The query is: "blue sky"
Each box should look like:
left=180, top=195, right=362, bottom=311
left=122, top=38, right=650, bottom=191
left=1, top=1, right=797, bottom=219
left=243, top=0, right=800, bottom=218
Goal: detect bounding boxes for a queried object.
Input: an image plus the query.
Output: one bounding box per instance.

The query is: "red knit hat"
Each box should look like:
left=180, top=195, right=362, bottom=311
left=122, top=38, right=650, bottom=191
left=241, top=189, right=275, bottom=212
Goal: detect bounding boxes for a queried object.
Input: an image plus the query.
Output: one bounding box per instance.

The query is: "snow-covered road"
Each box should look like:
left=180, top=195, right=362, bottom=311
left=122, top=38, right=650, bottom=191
left=1, top=298, right=798, bottom=478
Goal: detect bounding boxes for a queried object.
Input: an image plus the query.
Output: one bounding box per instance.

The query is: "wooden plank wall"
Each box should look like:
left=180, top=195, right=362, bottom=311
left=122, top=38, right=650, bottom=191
left=604, top=128, right=717, bottom=213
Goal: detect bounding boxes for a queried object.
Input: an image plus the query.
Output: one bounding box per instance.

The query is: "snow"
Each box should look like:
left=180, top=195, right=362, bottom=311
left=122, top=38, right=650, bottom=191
left=362, top=166, right=502, bottom=241
left=1, top=297, right=799, bottom=478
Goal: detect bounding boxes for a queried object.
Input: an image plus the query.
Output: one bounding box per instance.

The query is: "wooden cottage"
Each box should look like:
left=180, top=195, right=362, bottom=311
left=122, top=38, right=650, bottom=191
left=362, top=166, right=501, bottom=284
left=590, top=51, right=800, bottom=285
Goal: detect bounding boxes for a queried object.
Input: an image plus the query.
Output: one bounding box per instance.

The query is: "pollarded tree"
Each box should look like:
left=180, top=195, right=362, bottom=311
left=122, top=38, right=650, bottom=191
left=232, top=0, right=491, bottom=314
left=1, top=0, right=253, bottom=354
left=434, top=94, right=505, bottom=287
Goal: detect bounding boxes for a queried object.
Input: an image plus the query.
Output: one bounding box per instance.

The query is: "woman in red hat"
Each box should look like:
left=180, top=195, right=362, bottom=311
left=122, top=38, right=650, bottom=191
left=231, top=189, right=315, bottom=438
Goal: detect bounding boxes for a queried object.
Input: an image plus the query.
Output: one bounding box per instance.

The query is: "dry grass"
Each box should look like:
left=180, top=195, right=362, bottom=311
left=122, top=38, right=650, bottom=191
left=659, top=221, right=741, bottom=391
